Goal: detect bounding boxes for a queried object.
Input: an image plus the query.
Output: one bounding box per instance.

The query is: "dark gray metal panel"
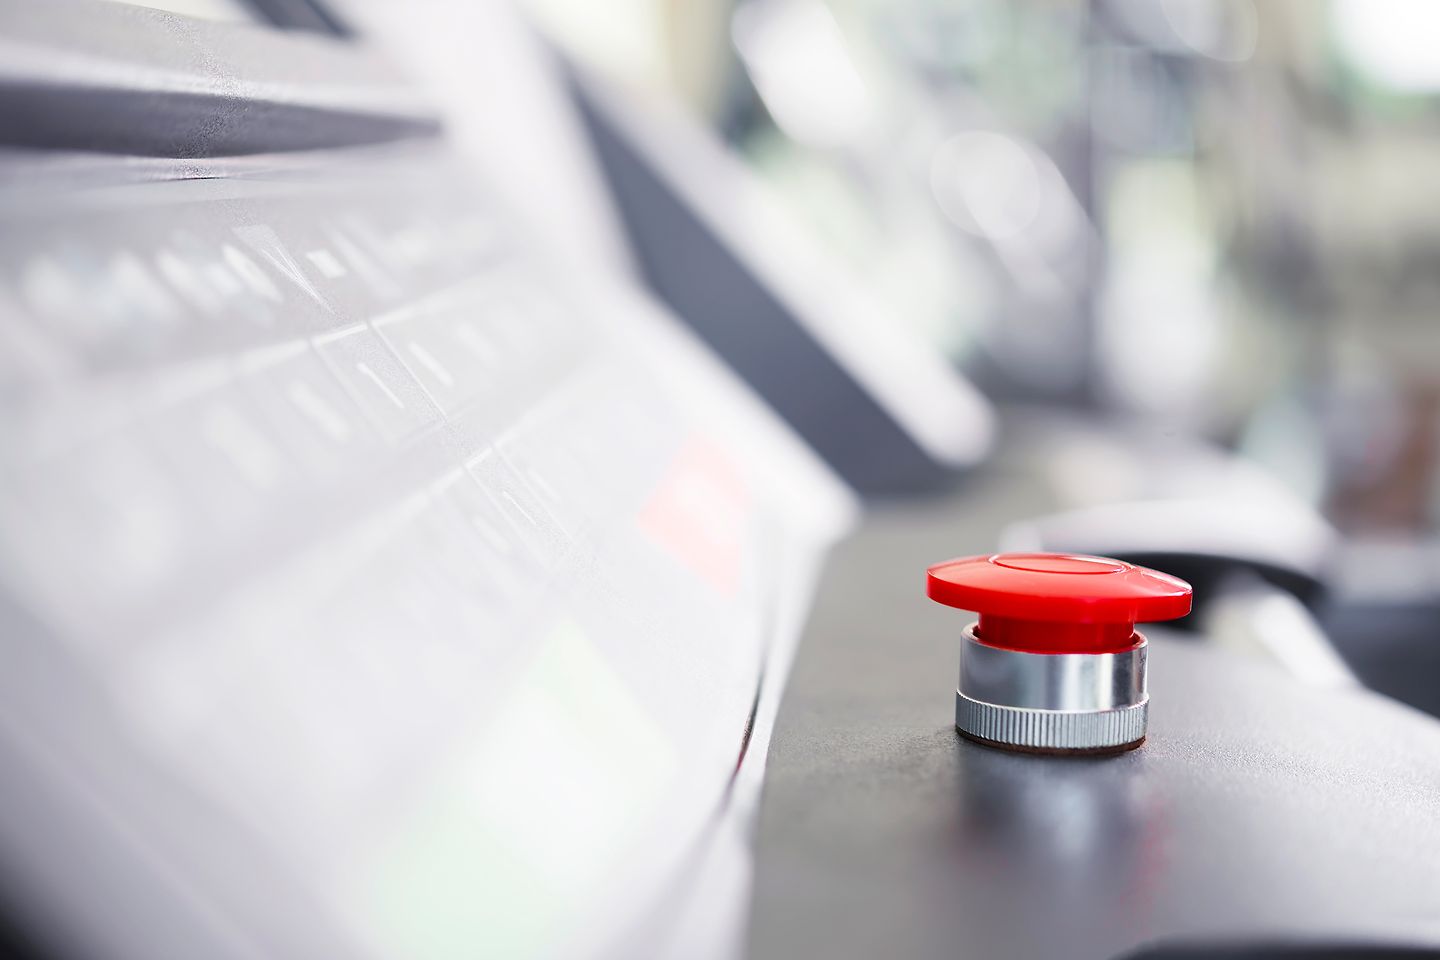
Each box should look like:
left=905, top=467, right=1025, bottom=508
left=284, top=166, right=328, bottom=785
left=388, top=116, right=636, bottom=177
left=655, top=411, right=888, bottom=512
left=568, top=78, right=971, bottom=498
left=750, top=477, right=1440, bottom=960
left=0, top=0, right=437, bottom=156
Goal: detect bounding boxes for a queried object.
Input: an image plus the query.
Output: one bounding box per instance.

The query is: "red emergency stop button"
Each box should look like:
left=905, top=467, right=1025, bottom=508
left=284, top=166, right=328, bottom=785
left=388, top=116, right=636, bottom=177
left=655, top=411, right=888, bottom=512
left=928, top=553, right=1192, bottom=654
left=927, top=553, right=1192, bottom=754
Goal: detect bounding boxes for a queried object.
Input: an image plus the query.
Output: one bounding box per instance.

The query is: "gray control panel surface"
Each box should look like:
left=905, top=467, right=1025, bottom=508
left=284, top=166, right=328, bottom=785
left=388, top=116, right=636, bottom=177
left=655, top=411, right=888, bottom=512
left=750, top=473, right=1440, bottom=959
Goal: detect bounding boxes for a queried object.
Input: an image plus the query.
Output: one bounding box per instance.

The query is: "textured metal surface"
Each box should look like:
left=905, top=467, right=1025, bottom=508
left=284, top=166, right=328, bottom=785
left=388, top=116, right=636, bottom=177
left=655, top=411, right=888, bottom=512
left=748, top=472, right=1440, bottom=960
left=954, top=694, right=1147, bottom=751
left=956, top=624, right=1148, bottom=749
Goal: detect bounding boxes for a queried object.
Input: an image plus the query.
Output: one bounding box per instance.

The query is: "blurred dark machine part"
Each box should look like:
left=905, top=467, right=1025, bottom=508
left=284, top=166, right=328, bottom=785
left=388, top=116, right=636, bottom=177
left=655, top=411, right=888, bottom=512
left=569, top=72, right=996, bottom=495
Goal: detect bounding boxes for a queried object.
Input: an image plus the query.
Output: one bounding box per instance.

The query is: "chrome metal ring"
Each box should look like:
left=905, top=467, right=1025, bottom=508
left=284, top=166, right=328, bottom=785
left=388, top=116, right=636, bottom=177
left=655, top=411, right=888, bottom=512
left=955, top=623, right=1149, bottom=752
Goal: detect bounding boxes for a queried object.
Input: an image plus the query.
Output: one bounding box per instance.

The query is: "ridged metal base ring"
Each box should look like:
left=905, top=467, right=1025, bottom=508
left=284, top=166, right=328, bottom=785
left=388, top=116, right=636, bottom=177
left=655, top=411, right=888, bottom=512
left=955, top=623, right=1148, bottom=754
left=955, top=695, right=1148, bottom=754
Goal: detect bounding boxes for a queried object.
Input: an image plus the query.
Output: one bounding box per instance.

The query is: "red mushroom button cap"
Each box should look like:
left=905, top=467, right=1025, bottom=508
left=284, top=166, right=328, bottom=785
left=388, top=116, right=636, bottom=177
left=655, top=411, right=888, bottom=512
left=927, top=553, right=1193, bottom=654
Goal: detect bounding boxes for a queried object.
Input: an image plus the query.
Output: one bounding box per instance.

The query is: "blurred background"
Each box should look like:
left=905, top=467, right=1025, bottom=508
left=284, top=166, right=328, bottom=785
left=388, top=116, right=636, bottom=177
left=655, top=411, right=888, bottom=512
left=524, top=0, right=1440, bottom=712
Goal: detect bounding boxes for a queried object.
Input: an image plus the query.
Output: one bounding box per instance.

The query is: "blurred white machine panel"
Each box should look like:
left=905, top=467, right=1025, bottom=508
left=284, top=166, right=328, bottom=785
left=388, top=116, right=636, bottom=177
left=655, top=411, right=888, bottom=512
left=0, top=4, right=853, bottom=960
left=336, top=0, right=635, bottom=278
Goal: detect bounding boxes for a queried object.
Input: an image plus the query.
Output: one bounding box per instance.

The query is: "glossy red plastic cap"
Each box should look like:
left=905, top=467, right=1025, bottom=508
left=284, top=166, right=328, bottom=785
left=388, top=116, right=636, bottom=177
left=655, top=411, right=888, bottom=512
left=927, top=553, right=1192, bottom=654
